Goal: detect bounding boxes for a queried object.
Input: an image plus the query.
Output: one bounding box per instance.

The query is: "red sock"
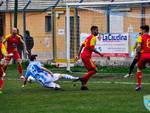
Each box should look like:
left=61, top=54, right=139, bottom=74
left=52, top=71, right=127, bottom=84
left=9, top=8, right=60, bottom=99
left=0, top=65, right=4, bottom=91
left=83, top=70, right=96, bottom=85
left=0, top=79, right=3, bottom=90
left=136, top=72, right=142, bottom=87
left=0, top=65, right=3, bottom=77
left=18, top=63, right=23, bottom=76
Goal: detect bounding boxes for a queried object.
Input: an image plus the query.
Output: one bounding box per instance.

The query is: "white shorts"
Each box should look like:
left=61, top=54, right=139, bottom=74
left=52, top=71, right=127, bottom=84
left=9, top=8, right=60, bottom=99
left=44, top=82, right=60, bottom=88
left=27, top=73, right=61, bottom=88
left=51, top=73, right=61, bottom=82
left=40, top=73, right=61, bottom=83
left=43, top=73, right=61, bottom=88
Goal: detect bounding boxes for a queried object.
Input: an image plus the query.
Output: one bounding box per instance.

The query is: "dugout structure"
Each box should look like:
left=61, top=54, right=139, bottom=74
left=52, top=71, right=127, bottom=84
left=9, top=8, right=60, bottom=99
left=65, top=1, right=150, bottom=71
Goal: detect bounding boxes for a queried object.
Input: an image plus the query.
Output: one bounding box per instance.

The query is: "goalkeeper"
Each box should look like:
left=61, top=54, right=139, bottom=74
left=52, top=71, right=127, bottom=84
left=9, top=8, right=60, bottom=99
left=124, top=33, right=142, bottom=78
left=22, top=55, right=79, bottom=90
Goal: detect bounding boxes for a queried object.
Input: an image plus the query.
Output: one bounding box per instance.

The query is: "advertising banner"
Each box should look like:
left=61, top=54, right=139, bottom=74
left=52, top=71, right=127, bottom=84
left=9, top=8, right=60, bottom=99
left=80, top=33, right=129, bottom=57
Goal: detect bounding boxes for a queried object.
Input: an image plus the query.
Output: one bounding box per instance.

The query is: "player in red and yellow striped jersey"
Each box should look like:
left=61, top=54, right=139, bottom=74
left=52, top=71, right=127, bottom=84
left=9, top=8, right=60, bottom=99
left=135, top=25, right=150, bottom=91
left=3, top=28, right=28, bottom=81
left=75, top=26, right=103, bottom=90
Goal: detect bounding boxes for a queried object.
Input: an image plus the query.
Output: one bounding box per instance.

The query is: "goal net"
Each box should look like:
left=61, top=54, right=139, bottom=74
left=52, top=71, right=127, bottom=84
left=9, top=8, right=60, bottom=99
left=65, top=1, right=150, bottom=70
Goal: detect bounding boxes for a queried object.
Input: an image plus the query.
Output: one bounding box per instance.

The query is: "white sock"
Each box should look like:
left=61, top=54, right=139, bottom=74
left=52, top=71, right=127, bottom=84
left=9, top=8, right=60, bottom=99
left=63, top=74, right=79, bottom=80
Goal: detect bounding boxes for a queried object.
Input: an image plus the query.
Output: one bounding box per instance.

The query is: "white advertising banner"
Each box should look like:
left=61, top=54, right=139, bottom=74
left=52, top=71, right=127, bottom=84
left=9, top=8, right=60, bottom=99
left=80, top=33, right=129, bottom=57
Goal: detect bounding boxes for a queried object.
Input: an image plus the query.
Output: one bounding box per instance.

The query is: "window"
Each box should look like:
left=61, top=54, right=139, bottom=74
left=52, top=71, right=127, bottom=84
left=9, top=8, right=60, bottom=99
left=45, top=16, right=51, bottom=32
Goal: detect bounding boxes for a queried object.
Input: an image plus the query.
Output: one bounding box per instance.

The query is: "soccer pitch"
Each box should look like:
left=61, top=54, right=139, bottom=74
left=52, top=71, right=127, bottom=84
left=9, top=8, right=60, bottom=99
left=0, top=65, right=150, bottom=113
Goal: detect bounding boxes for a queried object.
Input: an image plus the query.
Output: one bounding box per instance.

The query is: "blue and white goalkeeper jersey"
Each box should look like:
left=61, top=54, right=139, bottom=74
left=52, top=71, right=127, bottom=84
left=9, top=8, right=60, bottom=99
left=25, top=61, right=52, bottom=86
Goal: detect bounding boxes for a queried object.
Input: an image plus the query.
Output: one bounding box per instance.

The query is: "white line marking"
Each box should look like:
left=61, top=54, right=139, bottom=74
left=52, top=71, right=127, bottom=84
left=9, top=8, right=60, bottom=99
left=5, top=78, right=150, bottom=85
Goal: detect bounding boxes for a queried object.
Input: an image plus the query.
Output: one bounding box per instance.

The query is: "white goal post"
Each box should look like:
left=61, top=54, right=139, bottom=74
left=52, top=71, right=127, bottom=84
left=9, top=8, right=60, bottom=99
left=66, top=0, right=150, bottom=71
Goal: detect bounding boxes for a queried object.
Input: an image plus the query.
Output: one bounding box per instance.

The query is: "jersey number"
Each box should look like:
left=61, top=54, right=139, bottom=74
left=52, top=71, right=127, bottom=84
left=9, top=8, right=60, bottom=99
left=146, top=39, right=150, bottom=48
left=31, top=66, right=38, bottom=75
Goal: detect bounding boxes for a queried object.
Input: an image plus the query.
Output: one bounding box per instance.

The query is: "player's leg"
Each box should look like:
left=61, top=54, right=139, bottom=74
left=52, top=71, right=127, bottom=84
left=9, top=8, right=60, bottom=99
left=80, top=55, right=96, bottom=90
left=136, top=53, right=150, bottom=91
left=82, top=58, right=96, bottom=82
left=14, top=51, right=25, bottom=81
left=82, top=69, right=96, bottom=84
left=135, top=67, right=142, bottom=91
left=0, top=65, right=4, bottom=93
left=80, top=69, right=96, bottom=90
left=124, top=57, right=138, bottom=78
left=129, top=58, right=138, bottom=74
left=59, top=74, right=79, bottom=80
left=3, top=56, right=11, bottom=73
left=50, top=73, right=78, bottom=82
left=135, top=54, right=146, bottom=91
left=17, top=59, right=24, bottom=80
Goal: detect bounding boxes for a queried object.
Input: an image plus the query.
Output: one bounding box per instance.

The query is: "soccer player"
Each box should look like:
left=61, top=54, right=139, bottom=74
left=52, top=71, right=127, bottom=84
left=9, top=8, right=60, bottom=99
left=0, top=34, right=12, bottom=93
left=3, top=28, right=28, bottom=81
left=135, top=25, right=150, bottom=91
left=124, top=33, right=142, bottom=78
left=75, top=26, right=103, bottom=90
left=22, top=55, right=79, bottom=90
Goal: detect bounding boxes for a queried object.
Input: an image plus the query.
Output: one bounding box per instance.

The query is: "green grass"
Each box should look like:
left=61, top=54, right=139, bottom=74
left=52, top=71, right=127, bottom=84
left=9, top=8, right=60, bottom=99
left=0, top=64, right=150, bottom=113
left=44, top=64, right=150, bottom=74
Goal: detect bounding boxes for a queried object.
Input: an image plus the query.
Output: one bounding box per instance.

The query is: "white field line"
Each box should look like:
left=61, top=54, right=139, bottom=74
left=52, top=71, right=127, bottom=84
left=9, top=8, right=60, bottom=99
left=23, top=69, right=150, bottom=76
left=5, top=78, right=150, bottom=85
left=66, top=81, right=150, bottom=85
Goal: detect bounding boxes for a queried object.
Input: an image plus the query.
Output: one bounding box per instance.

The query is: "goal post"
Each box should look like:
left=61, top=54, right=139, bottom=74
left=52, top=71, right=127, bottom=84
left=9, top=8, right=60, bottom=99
left=65, top=1, right=150, bottom=71
left=66, top=5, right=71, bottom=71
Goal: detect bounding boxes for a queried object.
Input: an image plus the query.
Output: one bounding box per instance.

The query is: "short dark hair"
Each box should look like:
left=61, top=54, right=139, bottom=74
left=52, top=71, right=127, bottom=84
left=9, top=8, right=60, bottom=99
left=30, top=55, right=38, bottom=61
left=25, top=30, right=30, bottom=36
left=140, top=25, right=149, bottom=33
left=91, top=26, right=98, bottom=32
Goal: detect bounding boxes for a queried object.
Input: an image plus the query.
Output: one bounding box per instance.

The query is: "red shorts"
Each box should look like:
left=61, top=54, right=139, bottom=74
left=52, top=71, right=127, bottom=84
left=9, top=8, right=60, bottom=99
left=5, top=48, right=20, bottom=61
left=81, top=54, right=96, bottom=71
left=138, top=53, right=150, bottom=69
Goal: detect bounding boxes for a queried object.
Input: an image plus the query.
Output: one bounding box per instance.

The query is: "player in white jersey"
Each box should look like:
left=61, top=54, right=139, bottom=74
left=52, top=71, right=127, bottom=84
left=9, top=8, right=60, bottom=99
left=22, top=55, right=79, bottom=90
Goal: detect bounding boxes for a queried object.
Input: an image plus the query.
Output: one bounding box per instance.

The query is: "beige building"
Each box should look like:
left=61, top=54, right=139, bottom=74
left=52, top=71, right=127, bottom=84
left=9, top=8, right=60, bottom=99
left=0, top=1, right=150, bottom=63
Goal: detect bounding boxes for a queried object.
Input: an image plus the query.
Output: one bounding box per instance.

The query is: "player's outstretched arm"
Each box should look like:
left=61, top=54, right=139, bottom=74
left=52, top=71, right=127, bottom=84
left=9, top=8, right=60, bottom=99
left=3, top=34, right=12, bottom=45
left=1, top=44, right=13, bottom=57
left=41, top=66, right=53, bottom=76
left=2, top=35, right=9, bottom=44
left=20, top=38, right=28, bottom=55
left=136, top=43, right=142, bottom=54
left=93, top=48, right=103, bottom=57
left=75, top=44, right=84, bottom=61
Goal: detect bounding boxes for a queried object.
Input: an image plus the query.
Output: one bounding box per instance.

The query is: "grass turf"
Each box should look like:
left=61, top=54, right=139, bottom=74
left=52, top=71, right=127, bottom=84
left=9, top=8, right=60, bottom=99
left=0, top=64, right=150, bottom=113
left=1, top=80, right=150, bottom=113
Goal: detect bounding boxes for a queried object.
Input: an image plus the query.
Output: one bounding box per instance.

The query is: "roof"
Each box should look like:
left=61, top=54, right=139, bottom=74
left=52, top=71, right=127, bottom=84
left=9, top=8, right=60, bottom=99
left=0, top=0, right=57, bottom=11
left=0, top=0, right=149, bottom=12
